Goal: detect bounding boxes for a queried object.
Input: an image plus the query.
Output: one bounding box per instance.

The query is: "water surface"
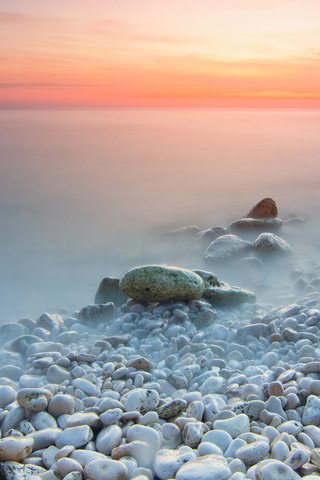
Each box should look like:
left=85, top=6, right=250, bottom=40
left=0, top=109, right=319, bottom=321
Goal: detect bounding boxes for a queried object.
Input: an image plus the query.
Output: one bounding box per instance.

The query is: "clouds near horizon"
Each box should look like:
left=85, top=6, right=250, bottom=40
left=0, top=1, right=320, bottom=108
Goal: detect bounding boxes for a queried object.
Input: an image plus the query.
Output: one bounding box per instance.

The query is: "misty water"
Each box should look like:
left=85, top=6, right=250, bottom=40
left=1, top=108, right=320, bottom=323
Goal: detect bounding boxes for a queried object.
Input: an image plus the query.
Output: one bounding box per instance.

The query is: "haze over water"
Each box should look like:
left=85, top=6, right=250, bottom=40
left=1, top=108, right=320, bottom=322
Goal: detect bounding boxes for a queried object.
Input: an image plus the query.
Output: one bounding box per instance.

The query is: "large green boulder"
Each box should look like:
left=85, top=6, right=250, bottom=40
left=119, top=265, right=205, bottom=304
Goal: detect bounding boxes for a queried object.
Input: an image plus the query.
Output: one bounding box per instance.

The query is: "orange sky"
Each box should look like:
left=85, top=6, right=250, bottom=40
left=1, top=0, right=320, bottom=108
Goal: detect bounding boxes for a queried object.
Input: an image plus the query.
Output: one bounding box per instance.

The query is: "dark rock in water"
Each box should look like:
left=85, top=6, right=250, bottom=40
left=205, top=234, right=252, bottom=264
left=10, top=335, right=43, bottom=355
left=246, top=197, right=278, bottom=219
left=196, top=226, right=228, bottom=243
left=159, top=226, right=200, bottom=240
left=119, top=265, right=205, bottom=304
left=95, top=277, right=128, bottom=306
left=283, top=216, right=304, bottom=225
left=229, top=217, right=282, bottom=231
left=78, top=303, right=116, bottom=322
left=0, top=462, right=46, bottom=480
left=253, top=233, right=291, bottom=254
left=193, top=269, right=223, bottom=287
left=203, top=285, right=256, bottom=305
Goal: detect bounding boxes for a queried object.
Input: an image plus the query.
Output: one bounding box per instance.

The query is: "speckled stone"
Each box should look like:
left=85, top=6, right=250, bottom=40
left=17, top=388, right=52, bottom=413
left=119, top=265, right=205, bottom=303
left=253, top=233, right=291, bottom=254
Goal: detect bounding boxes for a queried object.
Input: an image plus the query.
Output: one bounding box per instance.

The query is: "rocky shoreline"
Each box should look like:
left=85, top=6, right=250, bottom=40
left=1, top=199, right=320, bottom=480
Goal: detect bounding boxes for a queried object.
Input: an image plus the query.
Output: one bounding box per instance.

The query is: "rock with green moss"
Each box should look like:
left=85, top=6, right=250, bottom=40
left=119, top=265, right=205, bottom=304
left=17, top=388, right=52, bottom=413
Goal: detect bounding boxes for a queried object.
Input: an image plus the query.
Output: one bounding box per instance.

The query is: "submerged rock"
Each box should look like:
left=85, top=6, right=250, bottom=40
left=203, top=285, right=256, bottom=305
left=196, top=226, right=228, bottom=243
left=253, top=233, right=291, bottom=254
left=94, top=277, right=128, bottom=306
left=229, top=217, right=282, bottom=231
left=205, top=235, right=252, bottom=263
left=246, top=197, right=278, bottom=219
left=159, top=226, right=200, bottom=240
left=119, top=265, right=205, bottom=304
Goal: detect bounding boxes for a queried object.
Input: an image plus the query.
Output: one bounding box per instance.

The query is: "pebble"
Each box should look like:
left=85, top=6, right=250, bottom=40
left=84, top=458, right=128, bottom=480
left=213, top=414, right=250, bottom=438
left=55, top=426, right=93, bottom=448
left=96, top=425, right=122, bottom=455
left=175, top=454, right=232, bottom=480
left=153, top=448, right=197, bottom=480
left=17, top=388, right=52, bottom=412
left=124, top=388, right=159, bottom=413
left=235, top=440, right=270, bottom=465
left=0, top=386, right=17, bottom=408
left=0, top=436, right=34, bottom=461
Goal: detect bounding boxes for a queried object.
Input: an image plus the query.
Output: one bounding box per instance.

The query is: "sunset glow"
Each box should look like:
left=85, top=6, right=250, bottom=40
left=1, top=0, right=320, bottom=108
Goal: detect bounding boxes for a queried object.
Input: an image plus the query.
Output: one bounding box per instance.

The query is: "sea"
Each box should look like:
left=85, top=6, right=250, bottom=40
left=0, top=108, right=320, bottom=322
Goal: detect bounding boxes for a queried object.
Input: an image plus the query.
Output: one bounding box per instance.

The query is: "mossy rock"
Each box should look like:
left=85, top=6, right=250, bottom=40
left=119, top=265, right=205, bottom=304
left=203, top=285, right=256, bottom=306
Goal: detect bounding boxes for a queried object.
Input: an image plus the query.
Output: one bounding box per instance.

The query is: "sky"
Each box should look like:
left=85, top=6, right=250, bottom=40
left=0, top=0, right=320, bottom=108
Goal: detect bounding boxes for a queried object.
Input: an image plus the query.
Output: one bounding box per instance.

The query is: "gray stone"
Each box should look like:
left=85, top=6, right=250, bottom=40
left=94, top=277, right=128, bottom=306
left=253, top=233, right=291, bottom=254
left=205, top=235, right=252, bottom=264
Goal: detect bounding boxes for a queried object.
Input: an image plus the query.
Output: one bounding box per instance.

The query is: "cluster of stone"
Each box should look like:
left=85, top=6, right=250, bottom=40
left=0, top=268, right=320, bottom=479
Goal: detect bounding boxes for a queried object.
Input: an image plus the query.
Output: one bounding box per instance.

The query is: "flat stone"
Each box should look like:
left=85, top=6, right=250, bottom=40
left=55, top=426, right=93, bottom=448
left=204, top=286, right=256, bottom=305
left=229, top=217, right=282, bottom=231
left=119, top=265, right=205, bottom=303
